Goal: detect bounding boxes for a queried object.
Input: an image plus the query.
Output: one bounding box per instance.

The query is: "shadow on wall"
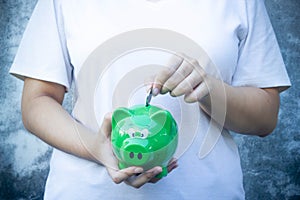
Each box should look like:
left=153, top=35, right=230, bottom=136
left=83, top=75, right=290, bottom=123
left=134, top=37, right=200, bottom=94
left=0, top=0, right=299, bottom=200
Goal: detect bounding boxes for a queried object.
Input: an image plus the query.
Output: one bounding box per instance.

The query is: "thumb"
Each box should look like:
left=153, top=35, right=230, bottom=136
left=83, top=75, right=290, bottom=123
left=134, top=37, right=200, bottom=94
left=100, top=112, right=112, bottom=138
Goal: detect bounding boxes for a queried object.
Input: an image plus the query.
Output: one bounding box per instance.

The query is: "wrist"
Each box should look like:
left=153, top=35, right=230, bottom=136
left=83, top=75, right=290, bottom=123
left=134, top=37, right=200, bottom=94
left=88, top=132, right=105, bottom=164
left=73, top=122, right=103, bottom=164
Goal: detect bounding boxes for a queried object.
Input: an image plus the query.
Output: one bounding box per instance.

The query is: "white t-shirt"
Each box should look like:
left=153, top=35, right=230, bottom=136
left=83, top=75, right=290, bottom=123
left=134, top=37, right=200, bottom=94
left=10, top=0, right=291, bottom=199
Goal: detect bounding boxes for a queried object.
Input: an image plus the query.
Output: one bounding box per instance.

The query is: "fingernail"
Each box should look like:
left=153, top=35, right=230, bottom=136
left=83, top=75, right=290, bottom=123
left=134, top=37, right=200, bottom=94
left=155, top=168, right=162, bottom=174
left=135, top=168, right=143, bottom=173
left=152, top=87, right=159, bottom=96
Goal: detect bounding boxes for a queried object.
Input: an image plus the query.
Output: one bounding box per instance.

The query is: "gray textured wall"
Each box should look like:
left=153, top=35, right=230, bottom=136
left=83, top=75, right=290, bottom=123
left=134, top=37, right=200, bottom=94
left=0, top=1, right=299, bottom=200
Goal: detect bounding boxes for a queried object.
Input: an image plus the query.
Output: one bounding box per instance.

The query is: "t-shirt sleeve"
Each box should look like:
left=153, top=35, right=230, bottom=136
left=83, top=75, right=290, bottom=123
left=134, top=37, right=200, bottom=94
left=232, top=0, right=291, bottom=92
left=9, top=0, right=72, bottom=90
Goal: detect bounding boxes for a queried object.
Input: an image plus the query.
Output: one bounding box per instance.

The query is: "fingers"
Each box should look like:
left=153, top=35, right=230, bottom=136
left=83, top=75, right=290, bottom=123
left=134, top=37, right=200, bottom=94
left=125, top=167, right=163, bottom=188
left=170, top=70, right=202, bottom=97
left=149, top=158, right=178, bottom=183
left=152, top=53, right=207, bottom=102
left=107, top=165, right=163, bottom=188
left=161, top=60, right=193, bottom=94
left=144, top=75, right=155, bottom=92
left=167, top=158, right=178, bottom=172
left=153, top=54, right=183, bottom=96
left=107, top=166, right=144, bottom=184
left=184, top=81, right=209, bottom=103
left=109, top=159, right=179, bottom=188
left=100, top=113, right=112, bottom=138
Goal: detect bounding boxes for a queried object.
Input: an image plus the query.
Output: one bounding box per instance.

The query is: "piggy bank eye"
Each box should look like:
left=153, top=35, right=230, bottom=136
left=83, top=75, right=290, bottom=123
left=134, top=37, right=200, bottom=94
left=140, top=129, right=149, bottom=138
left=127, top=128, right=136, bottom=137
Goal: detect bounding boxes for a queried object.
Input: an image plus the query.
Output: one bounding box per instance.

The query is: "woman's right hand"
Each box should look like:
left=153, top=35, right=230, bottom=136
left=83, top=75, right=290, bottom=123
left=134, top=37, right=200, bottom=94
left=95, top=113, right=177, bottom=188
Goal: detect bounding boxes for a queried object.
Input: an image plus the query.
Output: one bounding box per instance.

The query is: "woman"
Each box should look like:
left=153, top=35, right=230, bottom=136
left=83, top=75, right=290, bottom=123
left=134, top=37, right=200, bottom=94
left=10, top=0, right=290, bottom=199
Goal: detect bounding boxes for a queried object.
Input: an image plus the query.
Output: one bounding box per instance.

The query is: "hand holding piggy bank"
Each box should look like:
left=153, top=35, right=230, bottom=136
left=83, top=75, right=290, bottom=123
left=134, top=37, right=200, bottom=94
left=111, top=105, right=178, bottom=178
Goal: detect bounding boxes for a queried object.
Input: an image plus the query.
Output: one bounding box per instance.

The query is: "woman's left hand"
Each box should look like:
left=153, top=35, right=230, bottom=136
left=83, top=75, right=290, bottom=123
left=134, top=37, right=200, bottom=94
left=151, top=52, right=280, bottom=137
left=152, top=53, right=209, bottom=103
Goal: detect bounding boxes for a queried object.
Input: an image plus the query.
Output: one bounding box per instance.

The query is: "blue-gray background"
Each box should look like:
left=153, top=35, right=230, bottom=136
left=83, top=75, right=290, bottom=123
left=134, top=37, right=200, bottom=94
left=0, top=1, right=299, bottom=199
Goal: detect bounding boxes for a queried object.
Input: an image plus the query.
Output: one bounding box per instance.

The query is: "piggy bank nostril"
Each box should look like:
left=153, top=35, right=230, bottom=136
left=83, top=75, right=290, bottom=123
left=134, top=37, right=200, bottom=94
left=137, top=153, right=143, bottom=160
left=129, top=152, right=134, bottom=159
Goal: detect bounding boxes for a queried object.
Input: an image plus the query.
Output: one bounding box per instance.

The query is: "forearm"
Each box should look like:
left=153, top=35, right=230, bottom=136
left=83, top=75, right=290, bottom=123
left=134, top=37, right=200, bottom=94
left=23, top=96, right=99, bottom=161
left=21, top=79, right=102, bottom=163
left=200, top=76, right=280, bottom=136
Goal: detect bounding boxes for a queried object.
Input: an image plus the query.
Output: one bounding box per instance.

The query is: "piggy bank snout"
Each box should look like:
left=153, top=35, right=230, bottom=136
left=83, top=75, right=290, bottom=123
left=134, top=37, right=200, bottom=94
left=121, top=143, right=150, bottom=166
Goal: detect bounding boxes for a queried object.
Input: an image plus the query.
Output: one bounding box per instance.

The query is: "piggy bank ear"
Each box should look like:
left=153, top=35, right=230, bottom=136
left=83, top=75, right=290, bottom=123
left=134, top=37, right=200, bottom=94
left=112, top=107, right=132, bottom=124
left=150, top=110, right=171, bottom=132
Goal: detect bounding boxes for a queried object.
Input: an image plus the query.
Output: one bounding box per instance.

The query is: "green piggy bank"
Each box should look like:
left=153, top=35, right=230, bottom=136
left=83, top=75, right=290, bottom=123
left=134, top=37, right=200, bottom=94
left=111, top=105, right=178, bottom=178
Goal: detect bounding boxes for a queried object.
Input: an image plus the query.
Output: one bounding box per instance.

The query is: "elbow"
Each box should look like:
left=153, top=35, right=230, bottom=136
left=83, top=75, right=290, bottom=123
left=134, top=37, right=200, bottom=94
left=257, top=87, right=280, bottom=137
left=233, top=112, right=279, bottom=137
left=22, top=116, right=30, bottom=132
left=257, top=117, right=278, bottom=137
left=258, top=129, right=274, bottom=138
left=21, top=106, right=32, bottom=133
left=21, top=96, right=36, bottom=133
